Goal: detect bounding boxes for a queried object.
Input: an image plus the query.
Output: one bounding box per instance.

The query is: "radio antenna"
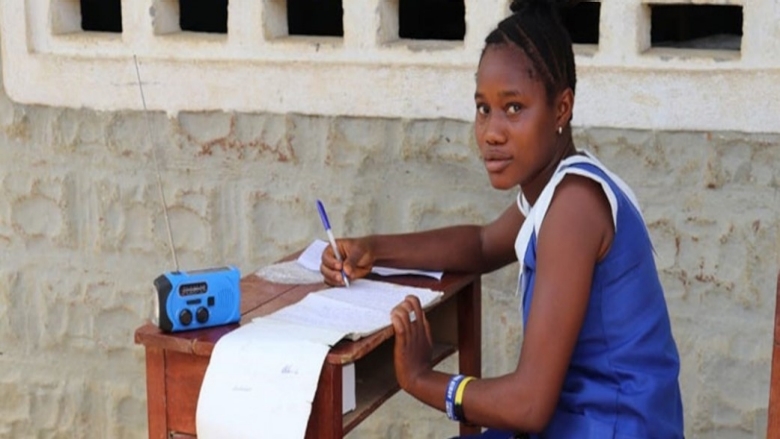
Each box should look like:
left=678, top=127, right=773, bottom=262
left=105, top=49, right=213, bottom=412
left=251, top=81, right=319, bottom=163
left=133, top=55, right=180, bottom=272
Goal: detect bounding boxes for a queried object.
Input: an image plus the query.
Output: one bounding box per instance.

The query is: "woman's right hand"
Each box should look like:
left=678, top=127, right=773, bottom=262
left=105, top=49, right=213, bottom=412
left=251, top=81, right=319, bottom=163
left=320, top=237, right=375, bottom=286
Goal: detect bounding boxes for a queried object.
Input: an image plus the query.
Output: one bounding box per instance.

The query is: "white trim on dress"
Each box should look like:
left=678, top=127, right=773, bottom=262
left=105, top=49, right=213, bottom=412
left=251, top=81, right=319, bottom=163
left=514, top=151, right=643, bottom=297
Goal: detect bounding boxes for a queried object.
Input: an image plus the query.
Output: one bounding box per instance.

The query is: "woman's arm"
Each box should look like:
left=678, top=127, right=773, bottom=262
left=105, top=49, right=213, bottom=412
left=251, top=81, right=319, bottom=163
left=394, top=175, right=614, bottom=433
left=321, top=203, right=524, bottom=285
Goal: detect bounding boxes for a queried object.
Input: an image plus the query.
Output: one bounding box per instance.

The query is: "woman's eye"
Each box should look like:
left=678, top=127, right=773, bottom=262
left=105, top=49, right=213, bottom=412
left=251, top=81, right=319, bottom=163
left=476, top=104, right=489, bottom=115
left=506, top=103, right=522, bottom=115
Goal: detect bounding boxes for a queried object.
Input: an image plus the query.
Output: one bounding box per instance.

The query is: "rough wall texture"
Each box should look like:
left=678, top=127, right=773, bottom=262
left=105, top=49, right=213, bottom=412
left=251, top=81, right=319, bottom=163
left=1, top=57, right=779, bottom=439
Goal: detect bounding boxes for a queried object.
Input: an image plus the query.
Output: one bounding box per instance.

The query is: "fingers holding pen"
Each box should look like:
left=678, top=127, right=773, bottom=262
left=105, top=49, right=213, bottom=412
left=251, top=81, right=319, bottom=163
left=320, top=239, right=363, bottom=286
left=320, top=244, right=345, bottom=286
left=344, top=246, right=374, bottom=279
left=320, top=238, right=375, bottom=286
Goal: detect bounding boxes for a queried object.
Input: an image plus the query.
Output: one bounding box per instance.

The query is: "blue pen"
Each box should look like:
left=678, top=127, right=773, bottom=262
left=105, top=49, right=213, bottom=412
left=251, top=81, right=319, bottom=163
left=316, top=200, right=351, bottom=288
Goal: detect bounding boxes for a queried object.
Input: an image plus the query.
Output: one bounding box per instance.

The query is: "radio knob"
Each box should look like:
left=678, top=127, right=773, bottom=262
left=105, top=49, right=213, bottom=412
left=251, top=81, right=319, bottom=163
left=196, top=307, right=209, bottom=324
left=179, top=309, right=193, bottom=326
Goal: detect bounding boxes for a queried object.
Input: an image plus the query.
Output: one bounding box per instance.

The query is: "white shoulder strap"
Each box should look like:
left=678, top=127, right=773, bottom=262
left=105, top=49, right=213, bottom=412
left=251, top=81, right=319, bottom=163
left=514, top=152, right=642, bottom=296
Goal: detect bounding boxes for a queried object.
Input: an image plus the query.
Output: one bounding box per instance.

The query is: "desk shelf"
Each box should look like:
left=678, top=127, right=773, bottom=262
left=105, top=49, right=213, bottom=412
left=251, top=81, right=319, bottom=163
left=344, top=341, right=455, bottom=433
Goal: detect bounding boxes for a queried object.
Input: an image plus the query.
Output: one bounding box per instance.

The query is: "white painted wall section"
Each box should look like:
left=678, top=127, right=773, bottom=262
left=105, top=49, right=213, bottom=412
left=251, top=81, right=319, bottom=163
left=1, top=0, right=778, bottom=133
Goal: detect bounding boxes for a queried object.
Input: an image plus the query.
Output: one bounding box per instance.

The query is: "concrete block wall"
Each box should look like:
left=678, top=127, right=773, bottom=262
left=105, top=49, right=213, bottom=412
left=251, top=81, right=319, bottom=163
left=4, top=0, right=780, bottom=132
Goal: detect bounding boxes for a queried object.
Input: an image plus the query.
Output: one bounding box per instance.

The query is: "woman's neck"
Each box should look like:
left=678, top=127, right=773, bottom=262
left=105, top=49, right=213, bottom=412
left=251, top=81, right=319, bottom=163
left=522, top=135, right=577, bottom=206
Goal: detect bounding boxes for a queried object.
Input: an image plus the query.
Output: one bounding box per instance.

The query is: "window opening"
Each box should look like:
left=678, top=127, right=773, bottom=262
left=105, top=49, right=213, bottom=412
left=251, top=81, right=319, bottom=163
left=180, top=0, right=228, bottom=34
left=560, top=1, right=600, bottom=45
left=80, top=0, right=122, bottom=33
left=287, top=0, right=344, bottom=37
left=399, top=0, right=465, bottom=41
left=650, top=4, right=742, bottom=51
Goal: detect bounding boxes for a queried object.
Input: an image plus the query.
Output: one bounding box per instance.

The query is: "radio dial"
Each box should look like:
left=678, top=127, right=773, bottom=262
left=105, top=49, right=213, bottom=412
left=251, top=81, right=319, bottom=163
left=179, top=309, right=193, bottom=326
left=196, top=307, right=210, bottom=324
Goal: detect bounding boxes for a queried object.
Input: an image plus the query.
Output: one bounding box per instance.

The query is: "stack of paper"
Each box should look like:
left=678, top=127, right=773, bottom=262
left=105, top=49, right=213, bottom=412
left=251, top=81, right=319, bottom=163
left=196, top=279, right=443, bottom=439
left=262, top=279, right=442, bottom=340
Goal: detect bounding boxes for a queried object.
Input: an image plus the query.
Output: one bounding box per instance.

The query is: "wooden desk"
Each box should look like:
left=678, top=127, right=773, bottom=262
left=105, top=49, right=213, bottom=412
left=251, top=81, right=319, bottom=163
left=134, top=270, right=482, bottom=439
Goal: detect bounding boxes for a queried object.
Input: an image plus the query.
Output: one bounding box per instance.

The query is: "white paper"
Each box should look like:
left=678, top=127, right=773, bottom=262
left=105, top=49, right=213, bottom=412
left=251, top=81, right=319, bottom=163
left=264, top=293, right=389, bottom=340
left=297, top=239, right=444, bottom=280
left=342, top=363, right=356, bottom=414
left=317, top=279, right=442, bottom=313
left=255, top=260, right=324, bottom=284
left=370, top=265, right=444, bottom=279
left=196, top=322, right=333, bottom=439
left=198, top=279, right=443, bottom=438
left=296, top=239, right=330, bottom=271
left=258, top=279, right=442, bottom=341
left=243, top=318, right=346, bottom=347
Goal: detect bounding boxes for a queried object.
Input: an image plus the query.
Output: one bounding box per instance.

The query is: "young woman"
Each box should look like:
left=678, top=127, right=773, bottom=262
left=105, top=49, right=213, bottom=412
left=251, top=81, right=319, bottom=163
left=320, top=1, right=684, bottom=437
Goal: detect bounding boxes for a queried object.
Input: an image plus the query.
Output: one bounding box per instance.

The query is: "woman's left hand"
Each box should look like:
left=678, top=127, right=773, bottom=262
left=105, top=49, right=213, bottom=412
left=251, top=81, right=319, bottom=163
left=391, top=295, right=434, bottom=392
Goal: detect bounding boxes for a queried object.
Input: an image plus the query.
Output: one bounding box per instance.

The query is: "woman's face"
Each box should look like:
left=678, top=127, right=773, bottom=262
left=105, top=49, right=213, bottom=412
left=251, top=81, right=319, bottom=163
left=474, top=44, right=561, bottom=191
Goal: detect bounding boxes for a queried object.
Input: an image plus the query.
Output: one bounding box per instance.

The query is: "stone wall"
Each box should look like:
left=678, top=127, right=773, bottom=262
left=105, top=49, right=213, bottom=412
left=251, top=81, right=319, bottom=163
left=0, top=53, right=779, bottom=439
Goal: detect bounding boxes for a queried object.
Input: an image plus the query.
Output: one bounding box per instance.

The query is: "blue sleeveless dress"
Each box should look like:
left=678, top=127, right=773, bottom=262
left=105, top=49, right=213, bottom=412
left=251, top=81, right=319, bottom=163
left=454, top=154, right=683, bottom=439
left=510, top=153, right=684, bottom=438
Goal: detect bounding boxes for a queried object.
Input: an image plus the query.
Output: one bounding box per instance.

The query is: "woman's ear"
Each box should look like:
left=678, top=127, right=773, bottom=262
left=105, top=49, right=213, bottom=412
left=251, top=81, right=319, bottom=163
left=555, top=88, right=574, bottom=127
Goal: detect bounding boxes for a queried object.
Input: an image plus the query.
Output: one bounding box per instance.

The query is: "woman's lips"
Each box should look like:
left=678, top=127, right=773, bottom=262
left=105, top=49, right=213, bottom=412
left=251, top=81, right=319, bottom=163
left=483, top=156, right=512, bottom=173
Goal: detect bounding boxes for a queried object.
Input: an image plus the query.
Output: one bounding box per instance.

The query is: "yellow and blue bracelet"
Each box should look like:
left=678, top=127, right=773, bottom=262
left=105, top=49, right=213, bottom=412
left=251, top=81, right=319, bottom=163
left=454, top=375, right=475, bottom=422
left=446, top=374, right=476, bottom=422
left=445, top=374, right=466, bottom=421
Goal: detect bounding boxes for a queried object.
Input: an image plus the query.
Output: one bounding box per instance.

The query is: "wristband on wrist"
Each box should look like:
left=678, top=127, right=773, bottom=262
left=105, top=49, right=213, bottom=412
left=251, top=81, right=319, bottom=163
left=453, top=376, right=475, bottom=423
left=445, top=374, right=466, bottom=421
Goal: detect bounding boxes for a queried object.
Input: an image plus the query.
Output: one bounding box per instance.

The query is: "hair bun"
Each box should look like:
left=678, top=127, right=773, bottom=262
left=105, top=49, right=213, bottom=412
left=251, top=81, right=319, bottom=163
left=509, top=0, right=580, bottom=14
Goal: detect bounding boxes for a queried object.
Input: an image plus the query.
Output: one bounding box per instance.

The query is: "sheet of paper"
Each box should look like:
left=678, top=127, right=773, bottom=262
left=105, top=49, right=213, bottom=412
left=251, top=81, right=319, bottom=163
left=370, top=265, right=444, bottom=279
left=297, top=239, right=444, bottom=280
left=317, top=279, right=442, bottom=313
left=242, top=317, right=347, bottom=346
left=296, top=239, right=330, bottom=271
left=257, top=279, right=442, bottom=341
left=197, top=322, right=334, bottom=439
left=263, top=292, right=389, bottom=340
left=198, top=279, right=444, bottom=438
left=255, top=260, right=324, bottom=284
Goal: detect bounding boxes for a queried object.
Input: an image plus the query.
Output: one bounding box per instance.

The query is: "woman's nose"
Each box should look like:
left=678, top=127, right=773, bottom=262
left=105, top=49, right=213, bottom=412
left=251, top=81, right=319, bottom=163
left=483, top=113, right=507, bottom=145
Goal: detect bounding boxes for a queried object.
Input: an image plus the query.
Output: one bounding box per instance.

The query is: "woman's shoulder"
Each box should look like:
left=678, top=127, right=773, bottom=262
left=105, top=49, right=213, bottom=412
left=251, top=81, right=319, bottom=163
left=557, top=151, right=644, bottom=216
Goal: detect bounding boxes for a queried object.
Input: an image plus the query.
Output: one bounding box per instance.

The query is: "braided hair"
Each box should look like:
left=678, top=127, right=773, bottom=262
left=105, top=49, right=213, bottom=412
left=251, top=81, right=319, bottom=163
left=483, top=0, right=577, bottom=105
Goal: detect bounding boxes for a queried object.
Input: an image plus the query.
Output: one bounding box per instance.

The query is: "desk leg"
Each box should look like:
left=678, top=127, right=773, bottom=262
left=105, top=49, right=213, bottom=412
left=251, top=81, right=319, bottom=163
left=145, top=347, right=168, bottom=439
left=306, top=362, right=343, bottom=439
left=458, top=278, right=482, bottom=436
left=767, top=272, right=780, bottom=439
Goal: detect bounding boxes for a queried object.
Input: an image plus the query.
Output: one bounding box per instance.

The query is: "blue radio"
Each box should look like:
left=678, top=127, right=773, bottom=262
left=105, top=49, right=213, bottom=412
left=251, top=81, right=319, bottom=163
left=153, top=266, right=242, bottom=333
left=133, top=57, right=242, bottom=334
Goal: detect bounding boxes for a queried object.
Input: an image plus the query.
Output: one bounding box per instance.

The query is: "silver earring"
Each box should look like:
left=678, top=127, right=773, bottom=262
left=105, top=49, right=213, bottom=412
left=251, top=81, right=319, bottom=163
left=557, top=126, right=563, bottom=135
